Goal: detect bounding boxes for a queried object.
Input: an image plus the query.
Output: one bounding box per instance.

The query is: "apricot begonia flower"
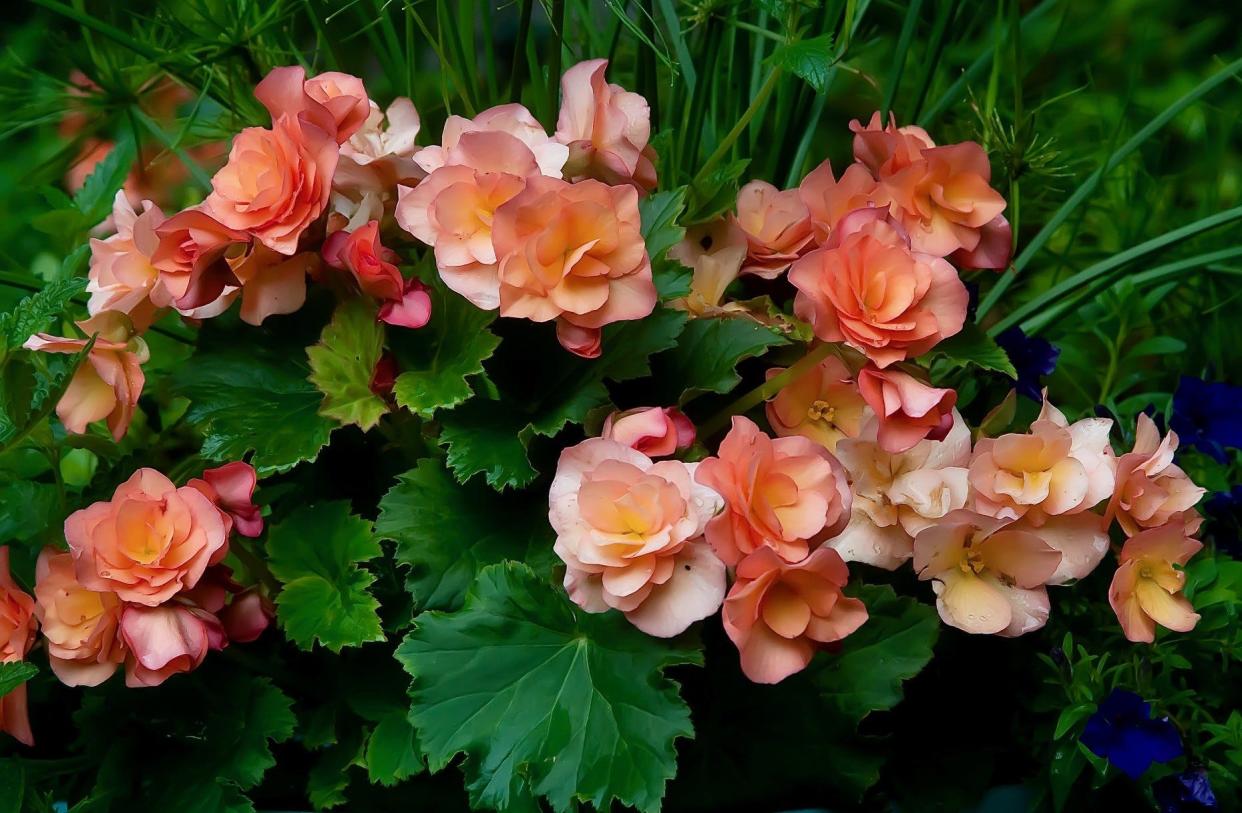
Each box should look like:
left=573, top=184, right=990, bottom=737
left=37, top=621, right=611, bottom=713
left=1109, top=523, right=1202, bottom=643
left=187, top=461, right=264, bottom=538
left=723, top=546, right=867, bottom=684
left=64, top=468, right=230, bottom=606
left=87, top=190, right=165, bottom=330
left=322, top=221, right=431, bottom=329
left=119, top=602, right=226, bottom=688
left=24, top=310, right=148, bottom=441
left=205, top=113, right=338, bottom=256
left=914, top=510, right=1062, bottom=637
left=1106, top=414, right=1206, bottom=537
left=0, top=547, right=36, bottom=745
left=331, top=98, right=424, bottom=232
left=150, top=207, right=252, bottom=314
left=765, top=353, right=867, bottom=452
left=789, top=211, right=968, bottom=367
left=549, top=438, right=726, bottom=638
left=1020, top=512, right=1111, bottom=586
left=696, top=416, right=851, bottom=566
left=601, top=407, right=695, bottom=458
left=797, top=159, right=881, bottom=245
left=970, top=398, right=1115, bottom=525
left=850, top=112, right=936, bottom=175
left=857, top=364, right=956, bottom=453
left=830, top=411, right=971, bottom=569
left=556, top=59, right=657, bottom=191
left=34, top=547, right=125, bottom=687
left=668, top=218, right=748, bottom=314
left=255, top=66, right=370, bottom=144
left=415, top=104, right=567, bottom=178
left=492, top=176, right=656, bottom=357
left=220, top=588, right=275, bottom=643
left=733, top=180, right=814, bottom=277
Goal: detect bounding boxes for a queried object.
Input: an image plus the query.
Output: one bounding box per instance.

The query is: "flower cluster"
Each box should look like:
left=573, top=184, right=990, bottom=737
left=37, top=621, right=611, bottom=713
left=0, top=462, right=271, bottom=744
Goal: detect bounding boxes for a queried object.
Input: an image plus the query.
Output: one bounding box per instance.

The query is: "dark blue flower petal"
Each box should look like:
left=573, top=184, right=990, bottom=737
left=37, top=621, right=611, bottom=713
left=1079, top=690, right=1183, bottom=779
left=996, top=326, right=1060, bottom=402
left=1172, top=377, right=1242, bottom=462
left=1154, top=768, right=1218, bottom=812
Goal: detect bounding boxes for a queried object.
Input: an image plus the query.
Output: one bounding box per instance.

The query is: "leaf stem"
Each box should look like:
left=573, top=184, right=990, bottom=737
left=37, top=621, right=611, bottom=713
left=698, top=340, right=836, bottom=440
left=690, top=66, right=783, bottom=189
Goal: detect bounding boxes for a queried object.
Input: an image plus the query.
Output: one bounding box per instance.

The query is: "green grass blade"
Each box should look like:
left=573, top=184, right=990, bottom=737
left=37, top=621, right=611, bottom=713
left=881, top=0, right=924, bottom=118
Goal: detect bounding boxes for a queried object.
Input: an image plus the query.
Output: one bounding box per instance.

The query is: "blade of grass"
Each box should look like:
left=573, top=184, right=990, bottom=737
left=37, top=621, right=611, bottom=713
left=881, top=0, right=923, bottom=118
left=909, top=0, right=957, bottom=122
left=691, top=66, right=783, bottom=189
left=655, top=0, right=696, bottom=96
left=509, top=0, right=534, bottom=103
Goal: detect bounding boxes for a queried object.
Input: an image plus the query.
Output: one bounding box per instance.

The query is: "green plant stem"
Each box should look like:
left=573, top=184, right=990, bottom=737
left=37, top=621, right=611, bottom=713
left=510, top=0, right=534, bottom=103
left=881, top=0, right=924, bottom=118
left=699, top=341, right=837, bottom=440
left=690, top=66, right=783, bottom=189
left=231, top=535, right=281, bottom=595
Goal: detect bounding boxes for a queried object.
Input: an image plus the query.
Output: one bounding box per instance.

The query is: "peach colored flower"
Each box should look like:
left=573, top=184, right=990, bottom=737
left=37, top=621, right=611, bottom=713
left=914, top=510, right=1061, bottom=636
left=220, top=588, right=274, bottom=643
left=24, top=311, right=148, bottom=441
left=34, top=547, right=125, bottom=687
left=850, top=112, right=936, bottom=176
left=857, top=364, right=956, bottom=453
left=723, top=546, right=867, bottom=684
left=415, top=104, right=567, bottom=178
left=150, top=207, right=251, bottom=314
left=179, top=564, right=273, bottom=645
left=330, top=98, right=424, bottom=232
left=789, top=211, right=968, bottom=367
left=63, top=468, right=230, bottom=606
left=733, top=180, right=814, bottom=277
left=830, top=411, right=971, bottom=569
left=255, top=66, right=371, bottom=144
left=232, top=244, right=320, bottom=326
left=549, top=438, right=726, bottom=637
left=765, top=353, right=867, bottom=452
left=187, top=461, right=264, bottom=538
left=205, top=112, right=338, bottom=255
left=1109, top=523, right=1202, bottom=643
left=556, top=59, right=657, bottom=191
left=0, top=547, right=36, bottom=745
left=668, top=217, right=748, bottom=314
left=87, top=190, right=166, bottom=330
left=797, top=159, right=881, bottom=245
left=119, top=602, right=226, bottom=687
left=322, top=221, right=431, bottom=328
left=1017, top=513, right=1111, bottom=586
left=1106, top=414, right=1205, bottom=537
left=696, top=416, right=851, bottom=566
left=970, top=399, right=1115, bottom=525
left=601, top=407, right=695, bottom=458
left=492, top=176, right=656, bottom=357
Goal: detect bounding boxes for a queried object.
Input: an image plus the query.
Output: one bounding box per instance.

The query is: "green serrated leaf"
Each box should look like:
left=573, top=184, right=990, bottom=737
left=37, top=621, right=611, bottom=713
left=769, top=34, right=836, bottom=92
left=397, top=562, right=700, bottom=813
left=391, top=279, right=500, bottom=418
left=267, top=502, right=385, bottom=652
left=436, top=399, right=538, bottom=489
left=931, top=322, right=1018, bottom=379
left=0, top=276, right=86, bottom=359
left=650, top=316, right=788, bottom=402
left=687, top=158, right=750, bottom=222
left=376, top=458, right=553, bottom=611
left=307, top=298, right=388, bottom=431
left=640, top=187, right=688, bottom=261
left=812, top=583, right=939, bottom=724
left=0, top=661, right=36, bottom=699
left=365, top=713, right=425, bottom=786
left=308, top=726, right=364, bottom=809
left=73, top=136, right=137, bottom=225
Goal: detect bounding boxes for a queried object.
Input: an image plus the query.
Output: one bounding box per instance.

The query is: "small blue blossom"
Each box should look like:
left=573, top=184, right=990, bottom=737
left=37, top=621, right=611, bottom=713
left=1080, top=690, right=1183, bottom=778
left=995, top=326, right=1060, bottom=402
left=1171, top=377, right=1242, bottom=463
left=1154, top=768, right=1218, bottom=812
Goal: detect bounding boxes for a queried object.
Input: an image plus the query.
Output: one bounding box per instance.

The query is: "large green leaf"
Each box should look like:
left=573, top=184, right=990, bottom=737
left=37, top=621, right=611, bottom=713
left=0, top=661, right=36, bottom=699
left=650, top=316, right=788, bottom=402
left=930, top=321, right=1018, bottom=379
left=174, top=320, right=335, bottom=476
left=391, top=279, right=500, bottom=418
left=267, top=502, right=385, bottom=652
left=365, top=712, right=425, bottom=786
left=0, top=277, right=86, bottom=359
left=375, top=458, right=551, bottom=611
left=768, top=33, right=836, bottom=92
left=307, top=298, right=388, bottom=431
left=640, top=188, right=692, bottom=300
left=396, top=562, right=700, bottom=813
left=436, top=399, right=538, bottom=490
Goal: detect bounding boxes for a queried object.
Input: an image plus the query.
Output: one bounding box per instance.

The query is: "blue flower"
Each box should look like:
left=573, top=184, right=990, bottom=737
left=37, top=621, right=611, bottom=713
left=1205, top=485, right=1242, bottom=558
left=995, top=326, right=1060, bottom=402
left=1080, top=690, right=1183, bottom=778
left=1171, top=377, right=1242, bottom=463
left=1154, top=768, right=1218, bottom=812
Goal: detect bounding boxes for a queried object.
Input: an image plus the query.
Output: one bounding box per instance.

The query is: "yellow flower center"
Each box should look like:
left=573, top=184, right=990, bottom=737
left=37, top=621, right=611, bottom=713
left=807, top=400, right=837, bottom=426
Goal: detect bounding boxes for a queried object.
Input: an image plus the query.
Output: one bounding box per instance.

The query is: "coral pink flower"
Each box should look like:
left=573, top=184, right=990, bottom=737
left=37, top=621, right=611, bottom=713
left=1109, top=523, right=1202, bottom=643
left=601, top=407, right=695, bottom=458
left=220, top=588, right=274, bottom=643
left=857, top=364, right=956, bottom=453
left=970, top=399, right=1115, bottom=525
left=255, top=66, right=370, bottom=144
left=765, top=353, right=868, bottom=452
left=556, top=59, right=657, bottom=191
left=63, top=468, right=230, bottom=606
left=492, top=176, right=656, bottom=357
left=119, top=602, right=226, bottom=687
left=231, top=244, right=321, bottom=326
left=205, top=113, right=338, bottom=256
left=1106, top=414, right=1205, bottom=537
left=913, top=510, right=1062, bottom=636
left=668, top=218, right=748, bottom=314
left=33, top=547, right=125, bottom=687
left=0, top=547, right=36, bottom=745
left=696, top=416, right=851, bottom=566
left=1017, top=513, right=1111, bottom=585
left=187, top=461, right=264, bottom=538
left=789, top=212, right=968, bottom=367
left=733, top=180, right=815, bottom=277
left=549, top=438, right=726, bottom=637
left=87, top=191, right=166, bottom=330
left=849, top=112, right=936, bottom=176
left=415, top=104, right=567, bottom=178
left=322, top=221, right=431, bottom=329
left=831, top=411, right=971, bottom=569
left=797, top=160, right=881, bottom=245
left=150, top=207, right=251, bottom=313
left=723, top=546, right=867, bottom=684
left=24, top=311, right=148, bottom=441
